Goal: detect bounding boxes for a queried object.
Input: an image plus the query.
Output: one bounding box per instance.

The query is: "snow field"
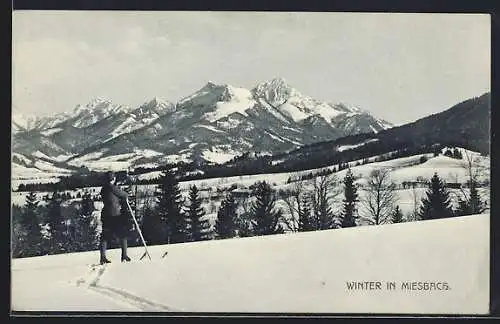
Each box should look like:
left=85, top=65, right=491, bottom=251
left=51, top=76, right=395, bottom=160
left=12, top=153, right=33, bottom=165
left=39, top=128, right=63, bottom=136
left=204, top=86, right=255, bottom=122
left=216, top=117, right=243, bottom=130
left=258, top=99, right=291, bottom=124
left=193, top=124, right=226, bottom=134
left=32, top=151, right=53, bottom=160
left=278, top=102, right=310, bottom=121
left=11, top=213, right=490, bottom=313
left=201, top=149, right=239, bottom=164
left=337, top=138, right=379, bottom=152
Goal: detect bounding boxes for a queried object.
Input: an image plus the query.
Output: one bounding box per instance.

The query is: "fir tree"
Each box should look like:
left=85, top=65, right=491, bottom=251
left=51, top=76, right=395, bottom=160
left=186, top=185, right=211, bottom=241
left=456, top=181, right=486, bottom=216
left=391, top=206, right=404, bottom=223
left=45, top=191, right=67, bottom=254
left=340, top=169, right=358, bottom=228
left=17, top=193, right=44, bottom=257
left=73, top=192, right=99, bottom=251
left=141, top=206, right=165, bottom=245
left=418, top=173, right=454, bottom=220
left=468, top=184, right=484, bottom=214
left=453, top=148, right=463, bottom=160
left=157, top=169, right=186, bottom=243
left=236, top=210, right=254, bottom=238
left=12, top=205, right=27, bottom=258
left=22, top=192, right=41, bottom=231
left=250, top=181, right=284, bottom=236
left=215, top=192, right=238, bottom=239
left=297, top=193, right=315, bottom=232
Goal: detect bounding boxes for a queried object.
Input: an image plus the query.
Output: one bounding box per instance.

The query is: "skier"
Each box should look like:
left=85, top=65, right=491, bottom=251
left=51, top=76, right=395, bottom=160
left=99, top=171, right=132, bottom=264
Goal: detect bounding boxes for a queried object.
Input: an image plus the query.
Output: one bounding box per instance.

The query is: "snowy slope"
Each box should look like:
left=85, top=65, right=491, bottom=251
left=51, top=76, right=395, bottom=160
left=68, top=98, right=134, bottom=128
left=65, top=149, right=165, bottom=172
left=130, top=150, right=489, bottom=191
left=204, top=85, right=255, bottom=122
left=12, top=111, right=69, bottom=132
left=11, top=152, right=74, bottom=189
left=12, top=112, right=32, bottom=130
left=337, top=139, right=379, bottom=152
left=11, top=214, right=489, bottom=314
left=252, top=78, right=391, bottom=130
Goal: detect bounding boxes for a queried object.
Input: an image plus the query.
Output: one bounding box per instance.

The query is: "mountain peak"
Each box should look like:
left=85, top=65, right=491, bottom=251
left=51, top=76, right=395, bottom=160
left=252, top=77, right=298, bottom=107
left=73, top=97, right=110, bottom=112
left=254, top=77, right=291, bottom=91
left=144, top=96, right=169, bottom=106
left=12, top=112, right=36, bottom=131
left=138, top=96, right=175, bottom=115
left=151, top=96, right=165, bottom=104
left=269, top=77, right=288, bottom=86
left=87, top=97, right=113, bottom=108
left=203, top=81, right=226, bottom=90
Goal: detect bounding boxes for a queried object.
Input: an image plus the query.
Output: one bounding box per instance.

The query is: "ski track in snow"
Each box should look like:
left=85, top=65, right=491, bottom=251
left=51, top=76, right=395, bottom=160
left=75, top=264, right=180, bottom=312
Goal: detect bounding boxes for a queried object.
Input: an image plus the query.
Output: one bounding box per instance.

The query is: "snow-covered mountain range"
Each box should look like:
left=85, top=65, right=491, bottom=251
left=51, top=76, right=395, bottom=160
left=12, top=78, right=392, bottom=173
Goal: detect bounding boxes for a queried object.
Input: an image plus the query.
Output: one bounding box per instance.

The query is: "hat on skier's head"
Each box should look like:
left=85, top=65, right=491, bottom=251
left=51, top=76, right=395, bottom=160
left=105, top=171, right=115, bottom=182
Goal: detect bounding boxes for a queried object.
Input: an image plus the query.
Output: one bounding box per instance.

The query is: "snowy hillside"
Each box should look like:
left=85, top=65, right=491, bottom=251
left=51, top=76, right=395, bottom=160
left=11, top=152, right=74, bottom=190
left=11, top=213, right=489, bottom=314
left=12, top=149, right=490, bottom=229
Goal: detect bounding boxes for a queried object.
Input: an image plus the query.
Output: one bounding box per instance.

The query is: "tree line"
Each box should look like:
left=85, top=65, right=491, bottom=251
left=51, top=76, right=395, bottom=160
left=12, top=191, right=99, bottom=258
left=12, top=147, right=487, bottom=258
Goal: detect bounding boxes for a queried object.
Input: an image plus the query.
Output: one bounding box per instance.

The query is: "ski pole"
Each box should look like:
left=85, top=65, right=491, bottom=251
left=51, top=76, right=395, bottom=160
left=126, top=199, right=152, bottom=261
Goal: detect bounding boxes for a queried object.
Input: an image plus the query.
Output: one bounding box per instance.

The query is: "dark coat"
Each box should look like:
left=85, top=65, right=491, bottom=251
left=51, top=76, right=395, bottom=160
left=100, top=183, right=128, bottom=218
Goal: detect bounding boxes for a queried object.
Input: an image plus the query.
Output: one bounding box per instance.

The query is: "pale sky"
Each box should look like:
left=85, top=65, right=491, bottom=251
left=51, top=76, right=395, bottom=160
left=12, top=11, right=490, bottom=124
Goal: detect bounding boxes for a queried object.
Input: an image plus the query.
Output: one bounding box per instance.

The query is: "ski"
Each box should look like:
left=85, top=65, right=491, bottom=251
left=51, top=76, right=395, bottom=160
left=139, top=251, right=149, bottom=261
left=75, top=262, right=110, bottom=287
left=89, top=262, right=110, bottom=271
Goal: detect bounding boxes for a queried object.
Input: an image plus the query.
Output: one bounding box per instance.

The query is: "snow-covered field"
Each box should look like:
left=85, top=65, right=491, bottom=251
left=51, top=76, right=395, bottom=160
left=11, top=162, right=70, bottom=191
left=11, top=213, right=490, bottom=314
left=202, top=148, right=239, bottom=164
